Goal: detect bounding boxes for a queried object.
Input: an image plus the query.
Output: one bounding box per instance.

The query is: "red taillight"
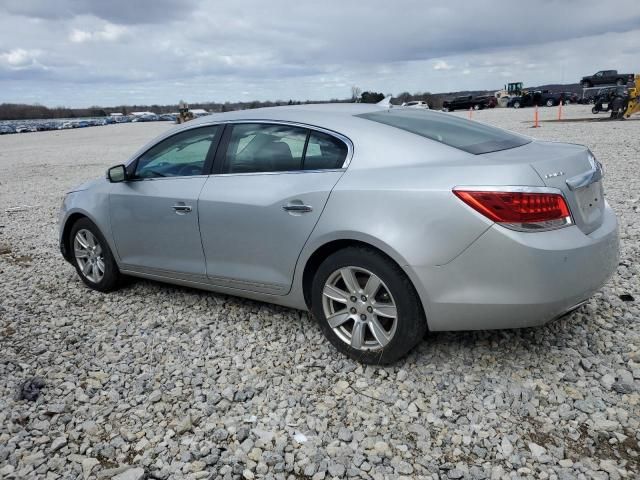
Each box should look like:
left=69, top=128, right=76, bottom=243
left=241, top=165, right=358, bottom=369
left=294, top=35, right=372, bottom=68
left=453, top=189, right=572, bottom=231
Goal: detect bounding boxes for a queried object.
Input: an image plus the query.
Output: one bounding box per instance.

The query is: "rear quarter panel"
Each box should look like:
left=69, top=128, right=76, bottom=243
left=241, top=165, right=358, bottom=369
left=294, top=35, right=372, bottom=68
left=292, top=131, right=547, bottom=314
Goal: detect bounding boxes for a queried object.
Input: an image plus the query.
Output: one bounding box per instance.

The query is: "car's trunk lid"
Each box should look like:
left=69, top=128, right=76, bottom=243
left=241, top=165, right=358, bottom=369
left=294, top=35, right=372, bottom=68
left=482, top=140, right=605, bottom=234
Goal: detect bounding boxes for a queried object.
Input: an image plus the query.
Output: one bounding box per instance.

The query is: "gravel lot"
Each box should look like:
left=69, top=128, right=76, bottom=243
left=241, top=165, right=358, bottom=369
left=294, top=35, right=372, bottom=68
left=1, top=105, right=638, bottom=480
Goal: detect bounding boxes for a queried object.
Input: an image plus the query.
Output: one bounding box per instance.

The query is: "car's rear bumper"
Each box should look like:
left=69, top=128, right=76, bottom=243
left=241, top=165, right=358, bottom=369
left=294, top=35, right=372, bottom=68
left=410, top=203, right=619, bottom=331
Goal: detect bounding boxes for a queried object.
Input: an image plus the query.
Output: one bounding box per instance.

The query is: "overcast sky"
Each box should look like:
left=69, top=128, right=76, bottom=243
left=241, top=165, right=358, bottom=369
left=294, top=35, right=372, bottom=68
left=1, top=0, right=639, bottom=107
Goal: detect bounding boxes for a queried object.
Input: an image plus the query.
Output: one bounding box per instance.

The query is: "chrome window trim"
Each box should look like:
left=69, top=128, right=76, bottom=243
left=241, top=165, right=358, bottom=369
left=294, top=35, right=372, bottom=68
left=210, top=168, right=345, bottom=178
left=126, top=124, right=222, bottom=179
left=212, top=119, right=354, bottom=169
left=125, top=119, right=354, bottom=178
left=124, top=174, right=209, bottom=182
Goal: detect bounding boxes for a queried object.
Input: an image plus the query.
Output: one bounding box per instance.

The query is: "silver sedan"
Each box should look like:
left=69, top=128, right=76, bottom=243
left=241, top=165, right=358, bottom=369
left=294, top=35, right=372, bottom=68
left=59, top=104, right=619, bottom=363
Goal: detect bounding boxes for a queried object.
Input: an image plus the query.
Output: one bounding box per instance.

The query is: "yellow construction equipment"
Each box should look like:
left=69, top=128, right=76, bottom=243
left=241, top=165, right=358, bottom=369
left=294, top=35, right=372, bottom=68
left=176, top=100, right=194, bottom=124
left=610, top=74, right=640, bottom=119
left=623, top=74, right=640, bottom=118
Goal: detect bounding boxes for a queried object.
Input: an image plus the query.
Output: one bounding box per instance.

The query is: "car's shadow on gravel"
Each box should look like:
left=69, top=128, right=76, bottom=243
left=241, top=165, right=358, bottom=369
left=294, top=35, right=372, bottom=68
left=407, top=307, right=596, bottom=370
left=119, top=276, right=600, bottom=372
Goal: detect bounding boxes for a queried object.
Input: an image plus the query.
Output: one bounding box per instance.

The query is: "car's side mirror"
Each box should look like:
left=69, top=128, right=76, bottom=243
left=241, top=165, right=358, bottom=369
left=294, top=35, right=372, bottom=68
left=107, top=164, right=127, bottom=183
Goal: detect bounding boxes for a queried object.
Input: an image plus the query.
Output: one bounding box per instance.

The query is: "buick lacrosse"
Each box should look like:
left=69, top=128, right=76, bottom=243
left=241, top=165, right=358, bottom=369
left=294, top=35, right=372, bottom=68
left=59, top=104, right=619, bottom=363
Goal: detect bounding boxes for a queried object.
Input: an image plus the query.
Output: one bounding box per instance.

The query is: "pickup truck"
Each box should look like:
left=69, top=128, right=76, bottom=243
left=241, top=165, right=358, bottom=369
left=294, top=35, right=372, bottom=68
left=442, top=95, right=496, bottom=111
left=580, top=70, right=634, bottom=88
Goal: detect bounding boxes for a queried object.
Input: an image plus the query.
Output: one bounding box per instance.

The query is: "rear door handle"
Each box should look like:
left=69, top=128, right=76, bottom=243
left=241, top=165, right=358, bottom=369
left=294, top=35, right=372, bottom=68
left=282, top=203, right=313, bottom=213
left=172, top=204, right=192, bottom=214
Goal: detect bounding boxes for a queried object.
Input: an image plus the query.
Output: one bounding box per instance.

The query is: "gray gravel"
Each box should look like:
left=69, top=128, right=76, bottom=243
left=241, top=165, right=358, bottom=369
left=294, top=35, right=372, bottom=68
left=1, top=107, right=639, bottom=479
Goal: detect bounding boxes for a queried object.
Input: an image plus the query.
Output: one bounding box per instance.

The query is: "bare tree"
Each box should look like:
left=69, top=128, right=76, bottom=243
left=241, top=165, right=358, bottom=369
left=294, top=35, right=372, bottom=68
left=351, top=86, right=362, bottom=102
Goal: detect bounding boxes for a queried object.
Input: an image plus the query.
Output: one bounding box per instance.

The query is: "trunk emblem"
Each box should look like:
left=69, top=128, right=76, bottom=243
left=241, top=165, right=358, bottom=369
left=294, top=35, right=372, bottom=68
left=544, top=171, right=565, bottom=179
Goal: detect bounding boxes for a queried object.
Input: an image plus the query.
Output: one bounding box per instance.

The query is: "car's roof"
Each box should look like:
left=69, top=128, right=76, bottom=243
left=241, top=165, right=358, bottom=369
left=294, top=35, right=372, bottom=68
left=129, top=103, right=477, bottom=169
left=181, top=103, right=398, bottom=139
left=191, top=103, right=382, bottom=122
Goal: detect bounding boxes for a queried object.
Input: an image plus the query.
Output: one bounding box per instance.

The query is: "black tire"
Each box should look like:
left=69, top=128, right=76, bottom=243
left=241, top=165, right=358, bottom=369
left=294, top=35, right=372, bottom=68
left=592, top=106, right=600, bottom=114
left=473, top=104, right=481, bottom=110
left=616, top=78, right=625, bottom=86
left=69, top=217, right=120, bottom=292
left=310, top=246, right=427, bottom=364
left=581, top=81, right=591, bottom=88
left=513, top=101, right=521, bottom=109
left=545, top=99, right=555, bottom=107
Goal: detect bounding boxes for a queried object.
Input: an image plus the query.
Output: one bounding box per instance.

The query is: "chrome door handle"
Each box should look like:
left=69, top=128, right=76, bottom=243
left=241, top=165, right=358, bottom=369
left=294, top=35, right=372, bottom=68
left=282, top=203, right=313, bottom=213
left=172, top=204, right=192, bottom=213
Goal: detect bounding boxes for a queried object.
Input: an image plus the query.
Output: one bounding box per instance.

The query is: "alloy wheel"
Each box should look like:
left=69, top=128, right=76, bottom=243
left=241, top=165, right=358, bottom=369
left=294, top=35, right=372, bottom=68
left=321, top=266, right=398, bottom=351
left=74, top=229, right=105, bottom=283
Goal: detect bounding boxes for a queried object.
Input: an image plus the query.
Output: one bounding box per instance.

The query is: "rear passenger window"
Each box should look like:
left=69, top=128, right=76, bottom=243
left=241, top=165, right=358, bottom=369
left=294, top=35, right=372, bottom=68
left=224, top=124, right=307, bottom=173
left=303, top=131, right=348, bottom=170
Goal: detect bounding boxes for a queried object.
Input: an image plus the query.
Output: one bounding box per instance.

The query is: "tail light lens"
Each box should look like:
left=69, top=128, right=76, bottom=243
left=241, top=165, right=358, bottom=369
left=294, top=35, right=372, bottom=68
left=453, top=188, right=573, bottom=232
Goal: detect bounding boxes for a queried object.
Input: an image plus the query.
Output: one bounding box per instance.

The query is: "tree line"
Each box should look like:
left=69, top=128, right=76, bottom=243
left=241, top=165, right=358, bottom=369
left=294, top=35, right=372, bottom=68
left=0, top=87, right=458, bottom=121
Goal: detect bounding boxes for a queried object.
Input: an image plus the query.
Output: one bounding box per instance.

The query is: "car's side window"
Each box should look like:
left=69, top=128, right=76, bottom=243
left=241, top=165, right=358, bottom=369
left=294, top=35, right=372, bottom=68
left=223, top=124, right=308, bottom=174
left=134, top=126, right=220, bottom=179
left=303, top=130, right=348, bottom=170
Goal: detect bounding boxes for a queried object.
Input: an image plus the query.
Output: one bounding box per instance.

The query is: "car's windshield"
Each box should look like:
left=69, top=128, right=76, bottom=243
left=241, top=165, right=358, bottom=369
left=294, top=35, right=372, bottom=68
left=357, top=109, right=531, bottom=154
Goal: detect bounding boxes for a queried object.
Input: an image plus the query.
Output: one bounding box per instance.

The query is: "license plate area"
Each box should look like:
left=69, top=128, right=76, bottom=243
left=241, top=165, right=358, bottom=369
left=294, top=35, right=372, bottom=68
left=573, top=181, right=604, bottom=225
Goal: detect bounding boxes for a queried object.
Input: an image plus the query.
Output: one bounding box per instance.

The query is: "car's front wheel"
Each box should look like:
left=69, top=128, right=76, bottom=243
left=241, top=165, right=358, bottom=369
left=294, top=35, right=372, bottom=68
left=70, top=218, right=120, bottom=292
left=311, top=247, right=426, bottom=364
left=545, top=98, right=555, bottom=107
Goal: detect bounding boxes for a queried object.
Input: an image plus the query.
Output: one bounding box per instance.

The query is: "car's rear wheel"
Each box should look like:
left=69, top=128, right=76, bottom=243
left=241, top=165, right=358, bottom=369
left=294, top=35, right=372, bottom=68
left=473, top=104, right=481, bottom=110
left=70, top=218, right=120, bottom=292
left=311, top=247, right=426, bottom=364
left=581, top=81, right=591, bottom=88
left=513, top=101, right=521, bottom=109
left=545, top=98, right=555, bottom=107
left=616, top=78, right=626, bottom=86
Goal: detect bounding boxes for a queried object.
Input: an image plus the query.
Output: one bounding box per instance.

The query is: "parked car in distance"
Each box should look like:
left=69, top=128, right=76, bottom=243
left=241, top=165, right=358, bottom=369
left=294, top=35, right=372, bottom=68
left=561, top=92, right=579, bottom=104
left=581, top=70, right=634, bottom=88
left=402, top=101, right=430, bottom=109
left=59, top=104, right=619, bottom=364
left=0, top=125, right=16, bottom=134
left=508, top=90, right=563, bottom=108
left=442, top=95, right=496, bottom=111
left=132, top=114, right=158, bottom=122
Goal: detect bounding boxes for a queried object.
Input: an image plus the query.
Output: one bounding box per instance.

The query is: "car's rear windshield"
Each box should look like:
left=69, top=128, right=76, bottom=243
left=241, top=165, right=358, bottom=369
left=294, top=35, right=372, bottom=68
left=357, top=109, right=531, bottom=154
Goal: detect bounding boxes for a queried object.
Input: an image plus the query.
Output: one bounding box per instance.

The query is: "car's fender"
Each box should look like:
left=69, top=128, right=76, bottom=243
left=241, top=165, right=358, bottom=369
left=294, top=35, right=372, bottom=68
left=59, top=182, right=119, bottom=262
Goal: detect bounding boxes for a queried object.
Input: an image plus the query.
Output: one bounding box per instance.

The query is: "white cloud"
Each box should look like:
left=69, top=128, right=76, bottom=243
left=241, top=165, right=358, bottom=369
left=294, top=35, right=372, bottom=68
left=98, top=24, right=126, bottom=41
left=69, top=24, right=127, bottom=43
left=0, top=48, right=44, bottom=69
left=1, top=0, right=639, bottom=106
left=433, top=60, right=453, bottom=71
left=69, top=29, right=92, bottom=43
